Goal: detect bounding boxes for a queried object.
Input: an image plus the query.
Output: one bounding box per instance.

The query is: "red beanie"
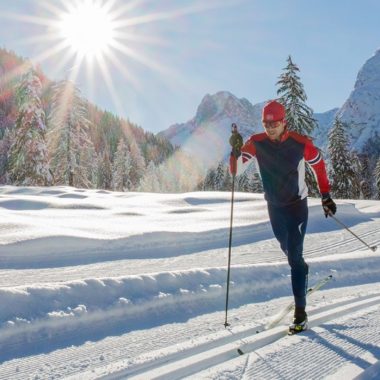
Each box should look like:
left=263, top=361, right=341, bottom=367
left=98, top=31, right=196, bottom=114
left=262, top=100, right=286, bottom=122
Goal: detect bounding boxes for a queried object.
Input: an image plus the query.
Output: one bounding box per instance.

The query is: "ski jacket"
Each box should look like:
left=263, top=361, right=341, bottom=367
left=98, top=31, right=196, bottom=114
left=234, top=129, right=330, bottom=207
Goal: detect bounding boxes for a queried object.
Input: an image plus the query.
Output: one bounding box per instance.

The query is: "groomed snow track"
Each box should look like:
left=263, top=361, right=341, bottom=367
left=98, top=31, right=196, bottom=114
left=97, top=293, right=380, bottom=380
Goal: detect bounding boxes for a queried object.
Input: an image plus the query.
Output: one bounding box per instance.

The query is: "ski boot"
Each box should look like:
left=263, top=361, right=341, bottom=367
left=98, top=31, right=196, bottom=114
left=288, top=306, right=308, bottom=335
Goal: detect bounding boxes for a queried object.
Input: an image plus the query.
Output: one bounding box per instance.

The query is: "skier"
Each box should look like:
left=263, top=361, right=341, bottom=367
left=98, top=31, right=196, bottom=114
left=229, top=100, right=337, bottom=334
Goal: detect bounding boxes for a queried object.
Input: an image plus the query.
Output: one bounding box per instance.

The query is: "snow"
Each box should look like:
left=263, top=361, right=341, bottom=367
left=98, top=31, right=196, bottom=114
left=338, top=49, right=380, bottom=150
left=0, top=186, right=380, bottom=379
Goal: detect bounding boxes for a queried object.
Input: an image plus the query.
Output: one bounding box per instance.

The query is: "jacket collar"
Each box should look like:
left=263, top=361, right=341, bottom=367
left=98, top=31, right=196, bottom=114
left=279, top=127, right=289, bottom=142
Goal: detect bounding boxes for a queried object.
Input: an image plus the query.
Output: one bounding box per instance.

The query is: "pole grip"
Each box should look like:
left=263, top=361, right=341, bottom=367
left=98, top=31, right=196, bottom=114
left=229, top=154, right=237, bottom=176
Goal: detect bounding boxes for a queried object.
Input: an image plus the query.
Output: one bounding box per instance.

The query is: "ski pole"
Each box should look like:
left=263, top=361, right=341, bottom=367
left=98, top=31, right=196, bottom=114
left=328, top=211, right=377, bottom=252
left=224, top=171, right=235, bottom=328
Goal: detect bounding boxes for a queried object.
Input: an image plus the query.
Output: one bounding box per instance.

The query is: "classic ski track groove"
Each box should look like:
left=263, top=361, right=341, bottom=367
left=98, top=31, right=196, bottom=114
left=0, top=290, right=379, bottom=379
left=0, top=226, right=378, bottom=289
left=99, top=292, right=380, bottom=380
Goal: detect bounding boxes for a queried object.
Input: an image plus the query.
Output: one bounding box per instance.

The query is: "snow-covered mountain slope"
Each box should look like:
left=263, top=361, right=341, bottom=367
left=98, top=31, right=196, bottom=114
left=0, top=186, right=380, bottom=379
left=158, top=91, right=265, bottom=167
left=158, top=90, right=339, bottom=164
left=312, top=108, right=339, bottom=152
left=337, top=49, right=380, bottom=150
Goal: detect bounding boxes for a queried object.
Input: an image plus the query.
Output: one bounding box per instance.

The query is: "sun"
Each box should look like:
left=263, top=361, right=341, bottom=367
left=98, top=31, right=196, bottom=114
left=58, top=0, right=116, bottom=59
left=2, top=0, right=224, bottom=119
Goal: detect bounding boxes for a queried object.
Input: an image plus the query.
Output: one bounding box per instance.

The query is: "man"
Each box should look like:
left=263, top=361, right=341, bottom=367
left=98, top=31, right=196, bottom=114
left=229, top=100, right=337, bottom=334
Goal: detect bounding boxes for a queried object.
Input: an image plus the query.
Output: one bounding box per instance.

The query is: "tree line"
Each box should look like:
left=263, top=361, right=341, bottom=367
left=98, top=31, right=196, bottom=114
left=0, top=49, right=203, bottom=192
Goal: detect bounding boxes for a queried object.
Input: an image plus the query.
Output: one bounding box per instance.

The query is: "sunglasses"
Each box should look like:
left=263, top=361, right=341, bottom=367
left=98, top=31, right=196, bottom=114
left=263, top=121, right=283, bottom=129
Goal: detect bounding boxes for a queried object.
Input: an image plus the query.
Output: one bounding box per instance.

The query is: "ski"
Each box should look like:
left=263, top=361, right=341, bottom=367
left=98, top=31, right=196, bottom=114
left=265, top=274, right=333, bottom=330
left=237, top=274, right=333, bottom=355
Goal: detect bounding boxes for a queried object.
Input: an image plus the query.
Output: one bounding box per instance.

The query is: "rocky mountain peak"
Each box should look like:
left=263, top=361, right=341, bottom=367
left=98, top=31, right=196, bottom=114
left=354, top=49, right=380, bottom=89
left=337, top=49, right=380, bottom=150
left=195, top=91, right=249, bottom=124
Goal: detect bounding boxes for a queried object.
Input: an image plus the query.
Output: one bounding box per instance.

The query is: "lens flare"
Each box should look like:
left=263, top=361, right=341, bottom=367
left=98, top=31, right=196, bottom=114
left=58, top=1, right=115, bottom=59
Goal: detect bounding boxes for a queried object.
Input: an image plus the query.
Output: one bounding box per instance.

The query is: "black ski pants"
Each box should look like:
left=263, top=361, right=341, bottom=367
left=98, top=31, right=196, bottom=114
left=267, top=198, right=309, bottom=308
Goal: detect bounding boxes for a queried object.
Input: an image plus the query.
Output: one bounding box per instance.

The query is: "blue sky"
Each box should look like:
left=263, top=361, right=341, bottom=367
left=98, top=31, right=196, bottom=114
left=1, top=0, right=380, bottom=133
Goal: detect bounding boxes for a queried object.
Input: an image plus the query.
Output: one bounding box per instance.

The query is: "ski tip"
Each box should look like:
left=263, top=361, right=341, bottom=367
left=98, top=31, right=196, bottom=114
left=237, top=348, right=244, bottom=355
left=371, top=246, right=377, bottom=252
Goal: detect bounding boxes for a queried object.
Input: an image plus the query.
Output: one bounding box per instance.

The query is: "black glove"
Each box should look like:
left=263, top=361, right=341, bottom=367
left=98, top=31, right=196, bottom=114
left=322, top=194, right=337, bottom=218
left=229, top=127, right=243, bottom=158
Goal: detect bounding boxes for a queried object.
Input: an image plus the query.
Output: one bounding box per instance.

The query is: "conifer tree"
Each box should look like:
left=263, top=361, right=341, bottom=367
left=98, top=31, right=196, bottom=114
left=203, top=167, right=216, bottom=191
left=96, top=150, right=113, bottom=189
left=244, top=161, right=263, bottom=193
left=0, top=128, right=11, bottom=182
left=112, top=138, right=132, bottom=191
left=139, top=161, right=160, bottom=192
left=214, top=162, right=225, bottom=191
left=374, top=157, right=380, bottom=199
left=8, top=67, right=51, bottom=185
left=357, top=153, right=372, bottom=199
left=328, top=117, right=360, bottom=199
left=128, top=139, right=146, bottom=190
left=80, top=144, right=97, bottom=188
left=236, top=172, right=249, bottom=192
left=223, top=166, right=232, bottom=191
left=277, top=56, right=317, bottom=136
left=277, top=55, right=319, bottom=195
left=156, top=149, right=202, bottom=193
left=250, top=173, right=263, bottom=193
left=49, top=80, right=93, bottom=187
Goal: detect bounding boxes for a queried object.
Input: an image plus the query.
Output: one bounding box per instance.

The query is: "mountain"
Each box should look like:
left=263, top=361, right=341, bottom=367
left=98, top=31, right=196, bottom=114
left=312, top=108, right=339, bottom=152
left=159, top=91, right=265, bottom=167
left=337, top=49, right=380, bottom=151
left=160, top=49, right=380, bottom=163
left=159, top=90, right=337, bottom=164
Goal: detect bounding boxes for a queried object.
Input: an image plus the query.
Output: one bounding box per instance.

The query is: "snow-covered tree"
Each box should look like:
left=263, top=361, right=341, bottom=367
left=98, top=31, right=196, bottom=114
left=129, top=139, right=146, bottom=190
left=277, top=56, right=317, bottom=136
left=0, top=128, right=11, bottom=182
left=250, top=173, right=263, bottom=193
left=277, top=55, right=319, bottom=195
left=48, top=80, right=93, bottom=187
left=328, top=117, right=360, bottom=199
left=223, top=166, right=232, bottom=191
left=112, top=138, right=132, bottom=191
left=154, top=149, right=202, bottom=193
left=96, top=150, right=113, bottom=189
left=139, top=160, right=160, bottom=192
left=243, top=161, right=263, bottom=193
left=8, top=67, right=51, bottom=185
left=357, top=153, right=373, bottom=199
left=214, top=162, right=226, bottom=191
left=375, top=157, right=380, bottom=199
left=236, top=172, right=249, bottom=192
left=77, top=144, right=97, bottom=189
left=203, top=167, right=216, bottom=191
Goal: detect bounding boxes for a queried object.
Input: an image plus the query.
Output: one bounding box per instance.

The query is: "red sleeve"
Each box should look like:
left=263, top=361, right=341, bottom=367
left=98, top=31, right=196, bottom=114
left=304, top=139, right=330, bottom=195
left=241, top=136, right=257, bottom=163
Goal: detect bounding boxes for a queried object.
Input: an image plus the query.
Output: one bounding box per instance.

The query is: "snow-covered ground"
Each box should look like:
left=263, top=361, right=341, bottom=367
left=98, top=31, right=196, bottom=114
left=0, top=185, right=379, bottom=380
